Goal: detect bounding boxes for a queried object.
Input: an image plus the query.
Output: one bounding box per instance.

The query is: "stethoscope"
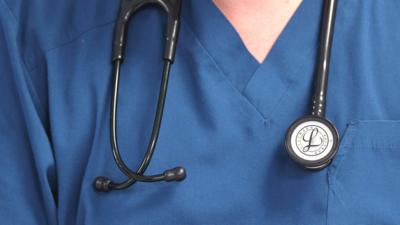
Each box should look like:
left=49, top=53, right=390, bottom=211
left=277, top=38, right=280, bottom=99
left=93, top=0, right=338, bottom=192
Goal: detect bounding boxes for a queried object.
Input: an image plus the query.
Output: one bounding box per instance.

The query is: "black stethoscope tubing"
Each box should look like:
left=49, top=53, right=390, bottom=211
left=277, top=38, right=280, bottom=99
left=312, top=0, right=337, bottom=117
left=94, top=0, right=339, bottom=192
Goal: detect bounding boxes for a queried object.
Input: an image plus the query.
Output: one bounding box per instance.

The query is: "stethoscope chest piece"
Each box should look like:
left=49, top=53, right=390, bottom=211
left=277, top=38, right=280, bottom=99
left=285, top=116, right=339, bottom=170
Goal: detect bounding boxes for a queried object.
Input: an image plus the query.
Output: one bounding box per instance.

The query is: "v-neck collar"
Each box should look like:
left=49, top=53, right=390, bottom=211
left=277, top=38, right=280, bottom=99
left=182, top=0, right=259, bottom=92
left=182, top=0, right=325, bottom=119
left=242, top=0, right=325, bottom=119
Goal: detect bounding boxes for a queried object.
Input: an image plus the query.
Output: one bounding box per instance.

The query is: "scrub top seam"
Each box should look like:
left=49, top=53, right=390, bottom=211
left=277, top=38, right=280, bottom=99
left=181, top=19, right=268, bottom=121
left=241, top=61, right=264, bottom=93
left=27, top=20, right=116, bottom=72
left=259, top=45, right=314, bottom=120
left=1, top=1, right=115, bottom=126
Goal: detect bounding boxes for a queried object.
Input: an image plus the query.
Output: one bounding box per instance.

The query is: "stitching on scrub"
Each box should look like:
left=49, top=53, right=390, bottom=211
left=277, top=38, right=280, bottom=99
left=327, top=121, right=357, bottom=188
left=325, top=145, right=353, bottom=225
left=338, top=121, right=400, bottom=149
left=17, top=20, right=116, bottom=125
left=241, top=62, right=264, bottom=93
left=29, top=20, right=116, bottom=72
left=20, top=20, right=114, bottom=123
left=1, top=0, right=114, bottom=123
left=266, top=47, right=313, bottom=120
left=326, top=126, right=356, bottom=194
left=181, top=20, right=267, bottom=121
left=340, top=144, right=400, bottom=149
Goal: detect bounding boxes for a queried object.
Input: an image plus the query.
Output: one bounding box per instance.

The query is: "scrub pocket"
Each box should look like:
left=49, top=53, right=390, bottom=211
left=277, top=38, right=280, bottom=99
left=327, top=120, right=400, bottom=225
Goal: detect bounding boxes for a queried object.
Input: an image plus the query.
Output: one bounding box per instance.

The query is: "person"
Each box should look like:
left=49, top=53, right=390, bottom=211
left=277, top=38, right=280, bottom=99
left=1, top=0, right=400, bottom=224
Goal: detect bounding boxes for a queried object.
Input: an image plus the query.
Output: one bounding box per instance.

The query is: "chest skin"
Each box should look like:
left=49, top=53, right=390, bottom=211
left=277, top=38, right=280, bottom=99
left=212, top=0, right=303, bottom=63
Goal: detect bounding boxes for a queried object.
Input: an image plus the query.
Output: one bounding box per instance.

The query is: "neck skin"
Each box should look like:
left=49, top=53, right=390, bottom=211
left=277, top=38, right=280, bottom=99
left=213, top=0, right=303, bottom=63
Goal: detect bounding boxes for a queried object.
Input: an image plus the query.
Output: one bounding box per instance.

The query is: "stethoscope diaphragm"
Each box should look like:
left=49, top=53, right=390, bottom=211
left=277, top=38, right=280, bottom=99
left=285, top=116, right=339, bottom=170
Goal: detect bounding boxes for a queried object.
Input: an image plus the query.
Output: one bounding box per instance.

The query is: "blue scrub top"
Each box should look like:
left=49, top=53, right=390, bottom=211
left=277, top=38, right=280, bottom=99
left=1, top=0, right=400, bottom=224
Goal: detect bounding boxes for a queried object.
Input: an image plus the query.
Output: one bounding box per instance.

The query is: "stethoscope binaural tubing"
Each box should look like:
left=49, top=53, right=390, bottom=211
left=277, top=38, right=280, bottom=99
left=93, top=0, right=185, bottom=192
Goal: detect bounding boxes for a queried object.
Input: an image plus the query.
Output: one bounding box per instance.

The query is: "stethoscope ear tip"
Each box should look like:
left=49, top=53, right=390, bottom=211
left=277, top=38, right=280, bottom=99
left=93, top=176, right=112, bottom=192
left=164, top=167, right=186, bottom=182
